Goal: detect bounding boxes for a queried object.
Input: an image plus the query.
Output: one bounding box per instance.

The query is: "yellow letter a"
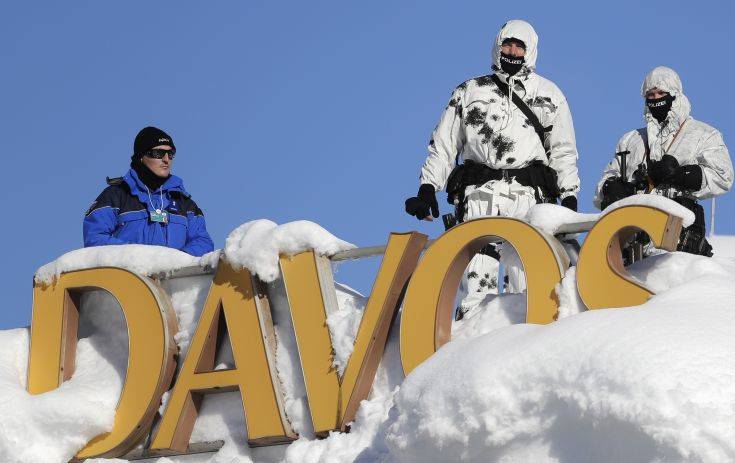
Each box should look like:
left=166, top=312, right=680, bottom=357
left=151, top=260, right=295, bottom=452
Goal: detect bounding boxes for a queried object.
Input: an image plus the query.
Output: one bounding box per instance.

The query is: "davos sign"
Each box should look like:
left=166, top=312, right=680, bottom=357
left=26, top=205, right=682, bottom=460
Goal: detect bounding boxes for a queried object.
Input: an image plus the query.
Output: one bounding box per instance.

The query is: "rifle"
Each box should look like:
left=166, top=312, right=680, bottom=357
left=619, top=156, right=713, bottom=262
left=615, top=150, right=651, bottom=265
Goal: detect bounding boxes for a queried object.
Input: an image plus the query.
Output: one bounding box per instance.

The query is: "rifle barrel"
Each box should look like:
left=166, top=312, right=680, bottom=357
left=617, top=150, right=630, bottom=183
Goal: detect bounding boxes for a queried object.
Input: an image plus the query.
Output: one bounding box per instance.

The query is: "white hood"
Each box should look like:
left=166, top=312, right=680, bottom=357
left=492, top=20, right=538, bottom=76
left=642, top=66, right=692, bottom=145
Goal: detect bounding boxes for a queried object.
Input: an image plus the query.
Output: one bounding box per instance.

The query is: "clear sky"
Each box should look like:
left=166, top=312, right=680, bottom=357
left=1, top=0, right=733, bottom=329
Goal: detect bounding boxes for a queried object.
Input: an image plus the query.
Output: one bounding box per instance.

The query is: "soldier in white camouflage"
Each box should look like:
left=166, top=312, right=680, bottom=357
left=405, top=20, right=580, bottom=313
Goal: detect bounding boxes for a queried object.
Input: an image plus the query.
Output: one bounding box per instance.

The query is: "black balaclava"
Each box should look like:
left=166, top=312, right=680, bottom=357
left=500, top=53, right=524, bottom=76
left=499, top=38, right=526, bottom=76
left=646, top=94, right=676, bottom=123
left=130, top=126, right=174, bottom=191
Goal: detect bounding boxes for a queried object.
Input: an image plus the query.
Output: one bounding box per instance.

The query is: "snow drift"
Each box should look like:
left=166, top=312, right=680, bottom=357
left=385, top=253, right=735, bottom=462
left=3, top=215, right=735, bottom=462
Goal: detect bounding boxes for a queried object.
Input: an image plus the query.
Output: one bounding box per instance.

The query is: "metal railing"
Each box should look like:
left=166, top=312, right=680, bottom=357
left=156, top=219, right=598, bottom=282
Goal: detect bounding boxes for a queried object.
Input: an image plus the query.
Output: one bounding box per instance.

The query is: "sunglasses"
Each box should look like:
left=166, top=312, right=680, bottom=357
left=144, top=148, right=176, bottom=160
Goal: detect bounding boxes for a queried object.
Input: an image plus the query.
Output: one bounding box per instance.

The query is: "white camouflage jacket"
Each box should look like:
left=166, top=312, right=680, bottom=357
left=593, top=66, right=733, bottom=209
left=420, top=20, right=580, bottom=200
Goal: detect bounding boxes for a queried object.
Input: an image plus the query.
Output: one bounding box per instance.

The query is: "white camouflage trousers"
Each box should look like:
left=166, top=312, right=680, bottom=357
left=457, top=178, right=536, bottom=316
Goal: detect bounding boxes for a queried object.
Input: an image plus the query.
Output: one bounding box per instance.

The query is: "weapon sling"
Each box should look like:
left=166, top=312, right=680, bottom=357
left=490, top=74, right=553, bottom=155
left=643, top=120, right=688, bottom=192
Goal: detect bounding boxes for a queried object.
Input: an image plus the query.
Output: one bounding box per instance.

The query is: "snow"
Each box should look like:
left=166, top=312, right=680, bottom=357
left=7, top=221, right=360, bottom=463
left=34, top=245, right=207, bottom=286
left=268, top=277, right=315, bottom=438
left=327, top=283, right=368, bottom=376
left=601, top=194, right=695, bottom=227
left=223, top=220, right=356, bottom=282
left=710, top=234, right=735, bottom=259
left=160, top=275, right=215, bottom=357
left=382, top=258, right=735, bottom=462
left=525, top=195, right=695, bottom=237
left=625, top=251, right=735, bottom=296
left=34, top=219, right=354, bottom=287
left=271, top=250, right=735, bottom=463
left=0, top=292, right=128, bottom=463
left=526, top=203, right=597, bottom=235
left=452, top=293, right=526, bottom=338
left=555, top=266, right=586, bottom=319
left=6, top=221, right=735, bottom=462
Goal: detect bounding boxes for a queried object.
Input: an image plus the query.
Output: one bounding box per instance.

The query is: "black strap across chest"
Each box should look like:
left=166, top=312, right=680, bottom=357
left=490, top=74, right=553, bottom=156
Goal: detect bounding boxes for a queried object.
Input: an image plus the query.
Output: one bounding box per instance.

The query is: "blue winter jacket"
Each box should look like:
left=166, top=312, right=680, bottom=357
left=83, top=169, right=215, bottom=256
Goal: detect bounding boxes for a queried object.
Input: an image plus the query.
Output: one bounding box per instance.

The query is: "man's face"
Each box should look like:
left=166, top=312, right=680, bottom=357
left=142, top=144, right=174, bottom=178
left=500, top=39, right=526, bottom=57
left=645, top=87, right=669, bottom=99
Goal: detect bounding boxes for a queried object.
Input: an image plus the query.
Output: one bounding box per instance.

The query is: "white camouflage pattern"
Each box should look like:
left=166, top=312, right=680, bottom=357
left=420, top=19, right=580, bottom=200
left=594, top=66, right=733, bottom=209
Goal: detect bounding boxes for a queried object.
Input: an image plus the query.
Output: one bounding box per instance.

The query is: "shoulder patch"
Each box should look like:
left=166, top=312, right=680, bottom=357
left=106, top=176, right=124, bottom=186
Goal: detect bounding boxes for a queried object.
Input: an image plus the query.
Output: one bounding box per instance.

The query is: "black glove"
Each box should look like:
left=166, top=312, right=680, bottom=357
left=405, top=184, right=439, bottom=220
left=560, top=196, right=577, bottom=211
left=648, top=154, right=679, bottom=185
left=630, top=163, right=650, bottom=191
left=600, top=177, right=635, bottom=209
left=669, top=164, right=703, bottom=191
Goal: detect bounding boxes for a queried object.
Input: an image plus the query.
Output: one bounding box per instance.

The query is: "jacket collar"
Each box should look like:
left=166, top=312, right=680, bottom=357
left=124, top=169, right=189, bottom=199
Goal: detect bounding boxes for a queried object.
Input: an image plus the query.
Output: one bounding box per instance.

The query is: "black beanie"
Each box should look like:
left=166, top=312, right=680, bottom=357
left=133, top=126, right=175, bottom=159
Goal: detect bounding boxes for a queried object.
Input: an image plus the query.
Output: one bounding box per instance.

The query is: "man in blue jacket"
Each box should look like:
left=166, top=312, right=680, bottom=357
left=83, top=126, right=215, bottom=257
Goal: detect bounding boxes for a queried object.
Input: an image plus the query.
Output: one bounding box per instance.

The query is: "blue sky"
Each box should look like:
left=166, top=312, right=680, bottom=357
left=1, top=0, right=733, bottom=329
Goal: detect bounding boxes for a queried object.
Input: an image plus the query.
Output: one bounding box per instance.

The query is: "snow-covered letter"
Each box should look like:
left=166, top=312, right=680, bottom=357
left=279, top=232, right=427, bottom=434
left=400, top=217, right=570, bottom=375
left=577, top=205, right=682, bottom=309
left=28, top=267, right=179, bottom=459
left=151, top=260, right=295, bottom=451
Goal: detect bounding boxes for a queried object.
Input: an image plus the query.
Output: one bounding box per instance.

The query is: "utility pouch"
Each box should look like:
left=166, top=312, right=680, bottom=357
left=445, top=163, right=471, bottom=206
left=521, top=161, right=559, bottom=202
left=445, top=160, right=499, bottom=222
left=446, top=159, right=561, bottom=221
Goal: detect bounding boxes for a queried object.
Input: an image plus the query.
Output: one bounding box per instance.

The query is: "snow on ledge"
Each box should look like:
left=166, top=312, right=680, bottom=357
left=526, top=204, right=598, bottom=235
left=34, top=245, right=209, bottom=286
left=526, top=195, right=695, bottom=236
left=34, top=220, right=354, bottom=286
left=601, top=194, right=695, bottom=227
left=223, top=219, right=355, bottom=282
